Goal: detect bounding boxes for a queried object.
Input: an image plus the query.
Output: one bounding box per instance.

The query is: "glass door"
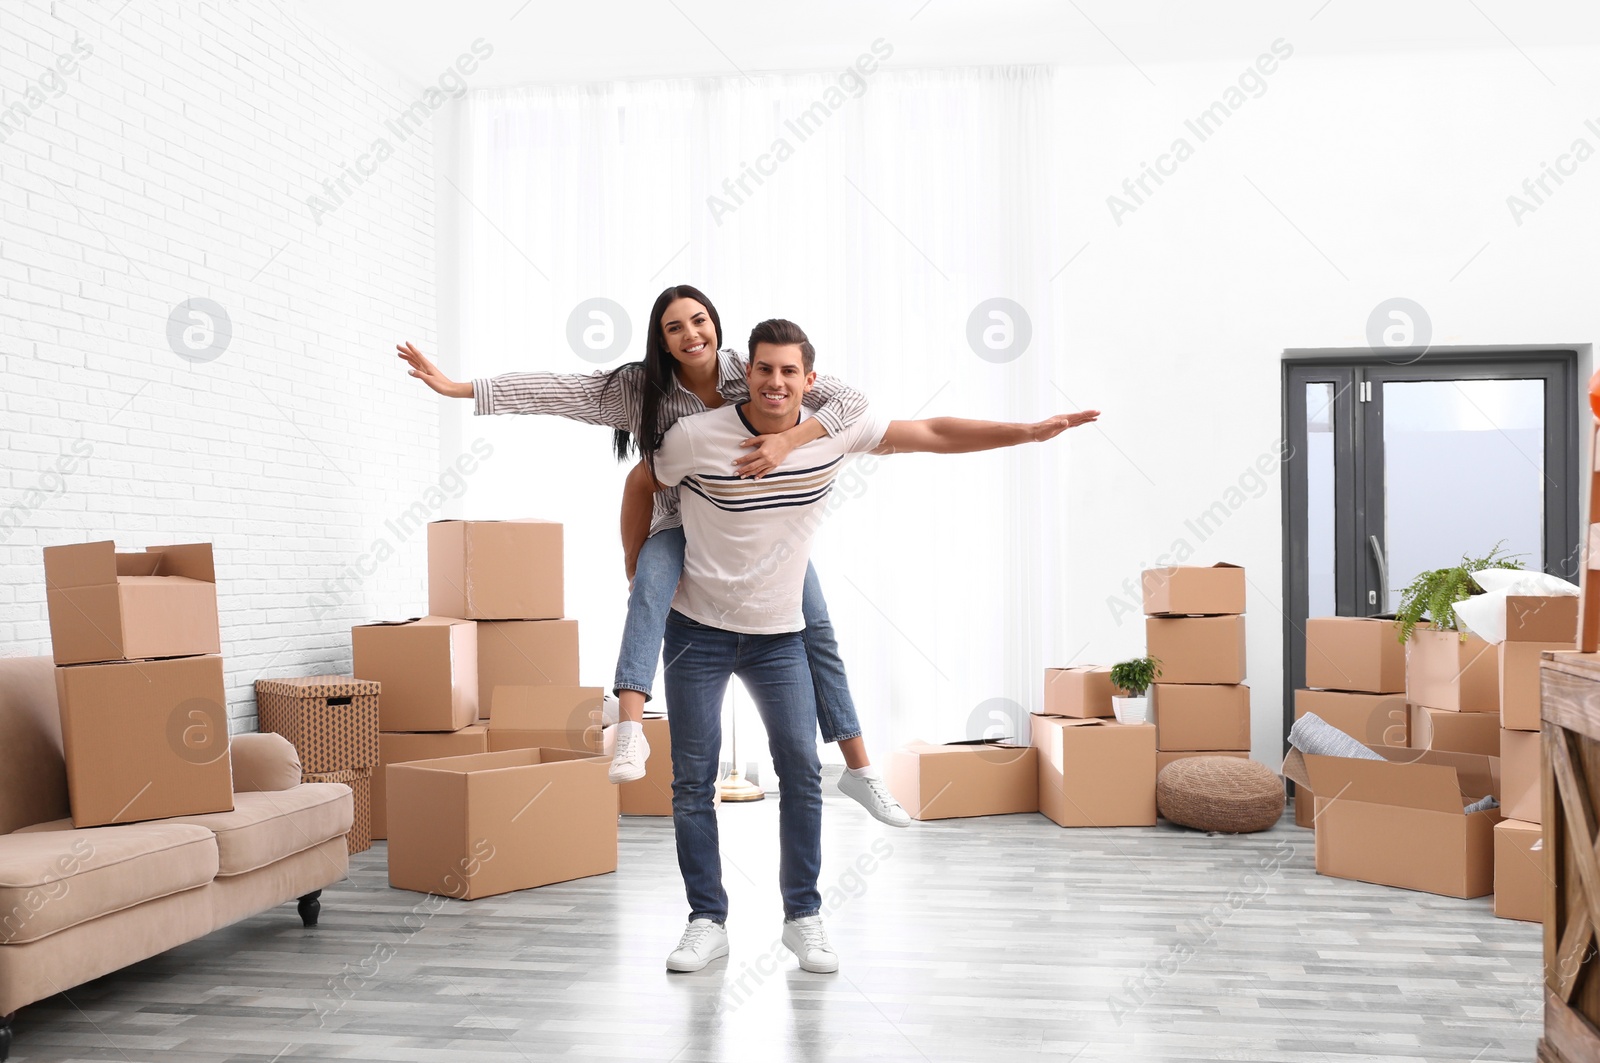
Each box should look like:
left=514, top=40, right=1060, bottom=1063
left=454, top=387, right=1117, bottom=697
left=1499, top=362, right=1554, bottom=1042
left=1282, top=352, right=1579, bottom=746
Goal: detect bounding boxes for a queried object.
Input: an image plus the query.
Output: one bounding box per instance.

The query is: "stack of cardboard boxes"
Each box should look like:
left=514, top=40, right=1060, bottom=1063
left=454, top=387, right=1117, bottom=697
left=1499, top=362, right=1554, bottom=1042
left=1030, top=664, right=1156, bottom=827
left=254, top=675, right=380, bottom=852
left=1494, top=595, right=1578, bottom=922
left=357, top=519, right=618, bottom=899
left=43, top=541, right=235, bottom=826
left=1294, top=616, right=1409, bottom=827
left=1143, top=564, right=1251, bottom=771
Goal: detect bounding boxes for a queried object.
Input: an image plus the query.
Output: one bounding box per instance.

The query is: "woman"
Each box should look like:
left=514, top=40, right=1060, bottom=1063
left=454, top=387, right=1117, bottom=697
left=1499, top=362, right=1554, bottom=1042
left=398, top=284, right=909, bottom=827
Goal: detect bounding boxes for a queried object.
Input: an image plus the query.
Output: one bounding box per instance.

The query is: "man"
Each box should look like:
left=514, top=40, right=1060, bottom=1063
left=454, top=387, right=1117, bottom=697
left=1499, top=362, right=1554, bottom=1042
left=649, top=318, right=1098, bottom=975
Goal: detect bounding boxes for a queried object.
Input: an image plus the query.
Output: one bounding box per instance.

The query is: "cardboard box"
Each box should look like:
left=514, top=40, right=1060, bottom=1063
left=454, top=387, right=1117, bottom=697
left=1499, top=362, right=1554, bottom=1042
left=1500, top=640, right=1574, bottom=731
left=476, top=620, right=581, bottom=715
left=1149, top=684, right=1250, bottom=751
left=1304, top=617, right=1405, bottom=694
left=255, top=675, right=380, bottom=773
left=1493, top=818, right=1544, bottom=922
left=1503, top=595, right=1578, bottom=643
left=55, top=655, right=234, bottom=827
left=352, top=617, right=478, bottom=732
left=489, top=685, right=603, bottom=733
left=1283, top=745, right=1500, bottom=898
left=372, top=725, right=490, bottom=839
left=1405, top=628, right=1499, bottom=713
left=1293, top=785, right=1317, bottom=828
left=1410, top=705, right=1501, bottom=757
left=603, top=716, right=673, bottom=816
left=1043, top=666, right=1116, bottom=718
left=1141, top=562, right=1245, bottom=616
left=1144, top=615, right=1247, bottom=685
left=1157, top=750, right=1248, bottom=772
left=1294, top=689, right=1409, bottom=747
left=886, top=740, right=1038, bottom=821
left=1030, top=715, right=1157, bottom=827
left=488, top=728, right=603, bottom=755
left=304, top=766, right=372, bottom=854
left=387, top=747, right=617, bottom=900
left=1501, top=727, right=1541, bottom=824
left=43, top=540, right=221, bottom=666
left=428, top=519, right=563, bottom=621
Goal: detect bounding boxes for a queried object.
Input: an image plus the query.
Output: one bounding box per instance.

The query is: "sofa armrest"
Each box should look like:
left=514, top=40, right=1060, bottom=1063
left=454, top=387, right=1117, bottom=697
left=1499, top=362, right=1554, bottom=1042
left=231, top=732, right=303, bottom=792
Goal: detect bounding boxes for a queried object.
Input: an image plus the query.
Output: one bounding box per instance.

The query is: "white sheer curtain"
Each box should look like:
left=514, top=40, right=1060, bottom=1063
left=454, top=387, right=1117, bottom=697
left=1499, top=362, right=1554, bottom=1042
left=456, top=65, right=1066, bottom=759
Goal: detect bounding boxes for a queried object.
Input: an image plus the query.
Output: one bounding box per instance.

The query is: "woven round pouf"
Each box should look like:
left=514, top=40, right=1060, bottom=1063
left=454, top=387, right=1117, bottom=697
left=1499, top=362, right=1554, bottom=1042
left=1156, top=757, right=1283, bottom=833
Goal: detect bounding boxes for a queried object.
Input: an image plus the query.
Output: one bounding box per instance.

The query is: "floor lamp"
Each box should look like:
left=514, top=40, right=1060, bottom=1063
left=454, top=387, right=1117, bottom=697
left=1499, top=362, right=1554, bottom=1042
left=716, top=681, right=765, bottom=802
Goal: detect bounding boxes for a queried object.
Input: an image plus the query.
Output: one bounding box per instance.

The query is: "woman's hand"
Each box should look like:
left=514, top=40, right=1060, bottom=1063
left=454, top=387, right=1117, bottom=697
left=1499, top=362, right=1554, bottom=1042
left=1028, top=409, right=1101, bottom=442
left=734, top=433, right=797, bottom=479
left=397, top=341, right=472, bottom=398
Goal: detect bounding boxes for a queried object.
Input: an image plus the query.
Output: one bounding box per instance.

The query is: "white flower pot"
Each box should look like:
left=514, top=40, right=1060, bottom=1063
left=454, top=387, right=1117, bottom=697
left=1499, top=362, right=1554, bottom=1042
left=1112, top=695, right=1148, bottom=724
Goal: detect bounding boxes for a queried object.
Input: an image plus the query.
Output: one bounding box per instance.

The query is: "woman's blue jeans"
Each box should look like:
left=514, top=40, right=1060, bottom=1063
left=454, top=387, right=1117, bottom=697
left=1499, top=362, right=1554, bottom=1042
left=612, top=525, right=863, bottom=743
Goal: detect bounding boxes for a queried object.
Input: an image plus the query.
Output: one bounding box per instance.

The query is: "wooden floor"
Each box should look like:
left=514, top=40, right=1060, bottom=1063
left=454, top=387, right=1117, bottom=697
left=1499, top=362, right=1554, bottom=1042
left=10, top=789, right=1544, bottom=1063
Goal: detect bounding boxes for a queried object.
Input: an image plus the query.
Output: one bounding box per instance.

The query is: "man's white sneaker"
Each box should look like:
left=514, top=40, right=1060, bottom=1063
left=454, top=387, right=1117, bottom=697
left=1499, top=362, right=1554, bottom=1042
left=608, top=727, right=650, bottom=784
left=666, top=918, right=729, bottom=972
left=781, top=915, right=838, bottom=974
left=837, top=771, right=911, bottom=828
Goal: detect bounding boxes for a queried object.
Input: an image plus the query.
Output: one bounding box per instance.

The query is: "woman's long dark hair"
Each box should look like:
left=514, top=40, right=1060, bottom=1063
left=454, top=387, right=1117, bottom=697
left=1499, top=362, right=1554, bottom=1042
left=604, top=284, right=722, bottom=467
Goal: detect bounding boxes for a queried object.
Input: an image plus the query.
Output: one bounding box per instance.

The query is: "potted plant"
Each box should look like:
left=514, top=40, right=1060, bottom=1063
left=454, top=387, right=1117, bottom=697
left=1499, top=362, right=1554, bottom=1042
left=1109, top=656, right=1161, bottom=724
left=1395, top=542, right=1524, bottom=643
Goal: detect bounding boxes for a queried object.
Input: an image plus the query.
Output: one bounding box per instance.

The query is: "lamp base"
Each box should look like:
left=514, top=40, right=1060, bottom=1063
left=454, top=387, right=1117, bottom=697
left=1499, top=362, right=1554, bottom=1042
left=716, top=767, right=765, bottom=802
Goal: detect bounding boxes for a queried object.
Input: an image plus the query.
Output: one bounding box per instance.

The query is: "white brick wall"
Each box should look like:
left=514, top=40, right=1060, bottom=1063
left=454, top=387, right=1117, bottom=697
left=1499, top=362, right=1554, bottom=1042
left=0, top=0, right=454, bottom=730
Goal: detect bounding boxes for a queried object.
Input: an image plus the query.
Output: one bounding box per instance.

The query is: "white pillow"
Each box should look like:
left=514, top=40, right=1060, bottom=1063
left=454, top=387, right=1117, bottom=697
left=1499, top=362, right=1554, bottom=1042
left=1471, top=568, right=1577, bottom=596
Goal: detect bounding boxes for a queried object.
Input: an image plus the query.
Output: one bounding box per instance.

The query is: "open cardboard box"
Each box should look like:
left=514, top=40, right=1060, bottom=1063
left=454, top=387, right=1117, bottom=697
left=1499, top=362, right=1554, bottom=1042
left=886, top=740, right=1038, bottom=821
left=1294, top=689, right=1409, bottom=748
left=43, top=540, right=221, bottom=665
left=372, top=725, right=490, bottom=839
left=387, top=747, right=617, bottom=900
left=1282, top=744, right=1500, bottom=898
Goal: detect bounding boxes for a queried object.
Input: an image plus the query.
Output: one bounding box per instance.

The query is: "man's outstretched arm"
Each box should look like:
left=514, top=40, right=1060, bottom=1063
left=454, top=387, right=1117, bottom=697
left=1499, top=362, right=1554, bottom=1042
left=872, top=410, right=1100, bottom=455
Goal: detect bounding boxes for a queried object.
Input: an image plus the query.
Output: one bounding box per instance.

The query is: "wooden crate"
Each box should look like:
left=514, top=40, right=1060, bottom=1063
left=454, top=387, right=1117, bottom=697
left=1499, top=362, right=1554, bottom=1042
left=1538, top=651, right=1600, bottom=1062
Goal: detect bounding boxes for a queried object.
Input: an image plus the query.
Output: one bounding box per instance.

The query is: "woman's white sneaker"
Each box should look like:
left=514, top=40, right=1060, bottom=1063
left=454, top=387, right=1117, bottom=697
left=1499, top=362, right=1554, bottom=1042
left=608, top=724, right=650, bottom=784
left=781, top=915, right=838, bottom=973
left=837, top=770, right=911, bottom=827
left=666, top=918, right=729, bottom=972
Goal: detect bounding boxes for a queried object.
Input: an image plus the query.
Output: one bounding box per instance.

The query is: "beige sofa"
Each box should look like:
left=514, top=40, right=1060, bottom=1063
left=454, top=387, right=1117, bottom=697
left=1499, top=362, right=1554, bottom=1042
left=0, top=655, right=353, bottom=1061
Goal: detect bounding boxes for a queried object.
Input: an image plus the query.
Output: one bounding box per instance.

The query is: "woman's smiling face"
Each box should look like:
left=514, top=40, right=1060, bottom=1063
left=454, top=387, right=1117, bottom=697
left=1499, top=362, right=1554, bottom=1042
left=660, top=297, right=718, bottom=369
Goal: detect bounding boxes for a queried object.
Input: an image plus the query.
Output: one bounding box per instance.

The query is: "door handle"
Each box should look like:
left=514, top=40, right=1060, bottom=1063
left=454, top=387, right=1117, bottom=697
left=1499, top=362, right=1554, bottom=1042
left=1368, top=535, right=1388, bottom=613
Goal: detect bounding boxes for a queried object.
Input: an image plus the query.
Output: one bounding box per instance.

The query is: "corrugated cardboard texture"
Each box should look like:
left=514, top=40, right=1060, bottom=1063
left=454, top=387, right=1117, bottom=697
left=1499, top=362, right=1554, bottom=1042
left=1145, top=615, right=1247, bottom=685
left=256, top=675, right=380, bottom=773
left=55, top=655, right=234, bottom=827
left=886, top=741, right=1038, bottom=820
left=372, top=726, right=490, bottom=839
left=1405, top=629, right=1498, bottom=713
left=1141, top=563, right=1245, bottom=616
left=1304, top=617, right=1406, bottom=694
left=44, top=540, right=221, bottom=665
left=1294, top=689, right=1409, bottom=747
left=1500, top=640, right=1574, bottom=730
left=1030, top=715, right=1156, bottom=827
left=428, top=519, right=563, bottom=621
left=386, top=747, right=617, bottom=900
left=1493, top=818, right=1544, bottom=922
left=1410, top=705, right=1501, bottom=757
left=1149, top=684, right=1250, bottom=751
left=476, top=621, right=581, bottom=715
left=1500, top=727, right=1541, bottom=824
left=1043, top=666, right=1115, bottom=718
left=352, top=617, right=478, bottom=732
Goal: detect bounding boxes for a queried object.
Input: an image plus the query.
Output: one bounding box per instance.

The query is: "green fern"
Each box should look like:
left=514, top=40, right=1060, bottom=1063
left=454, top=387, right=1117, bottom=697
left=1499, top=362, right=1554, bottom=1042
left=1394, top=542, right=1525, bottom=643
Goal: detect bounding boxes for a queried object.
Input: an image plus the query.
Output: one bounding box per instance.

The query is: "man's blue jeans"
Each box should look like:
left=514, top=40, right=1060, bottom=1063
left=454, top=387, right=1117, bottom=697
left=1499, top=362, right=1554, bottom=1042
left=663, top=608, right=823, bottom=923
left=614, top=525, right=862, bottom=742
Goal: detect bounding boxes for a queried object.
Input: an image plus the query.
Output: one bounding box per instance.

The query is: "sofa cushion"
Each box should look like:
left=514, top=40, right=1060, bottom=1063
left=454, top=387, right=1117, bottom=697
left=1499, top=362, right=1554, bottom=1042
left=159, top=784, right=353, bottom=876
left=0, top=822, right=217, bottom=944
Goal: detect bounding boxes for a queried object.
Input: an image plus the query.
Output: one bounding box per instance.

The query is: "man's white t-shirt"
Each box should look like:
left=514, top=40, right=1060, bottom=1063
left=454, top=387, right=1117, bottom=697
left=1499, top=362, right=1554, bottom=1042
left=652, top=403, right=891, bottom=635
